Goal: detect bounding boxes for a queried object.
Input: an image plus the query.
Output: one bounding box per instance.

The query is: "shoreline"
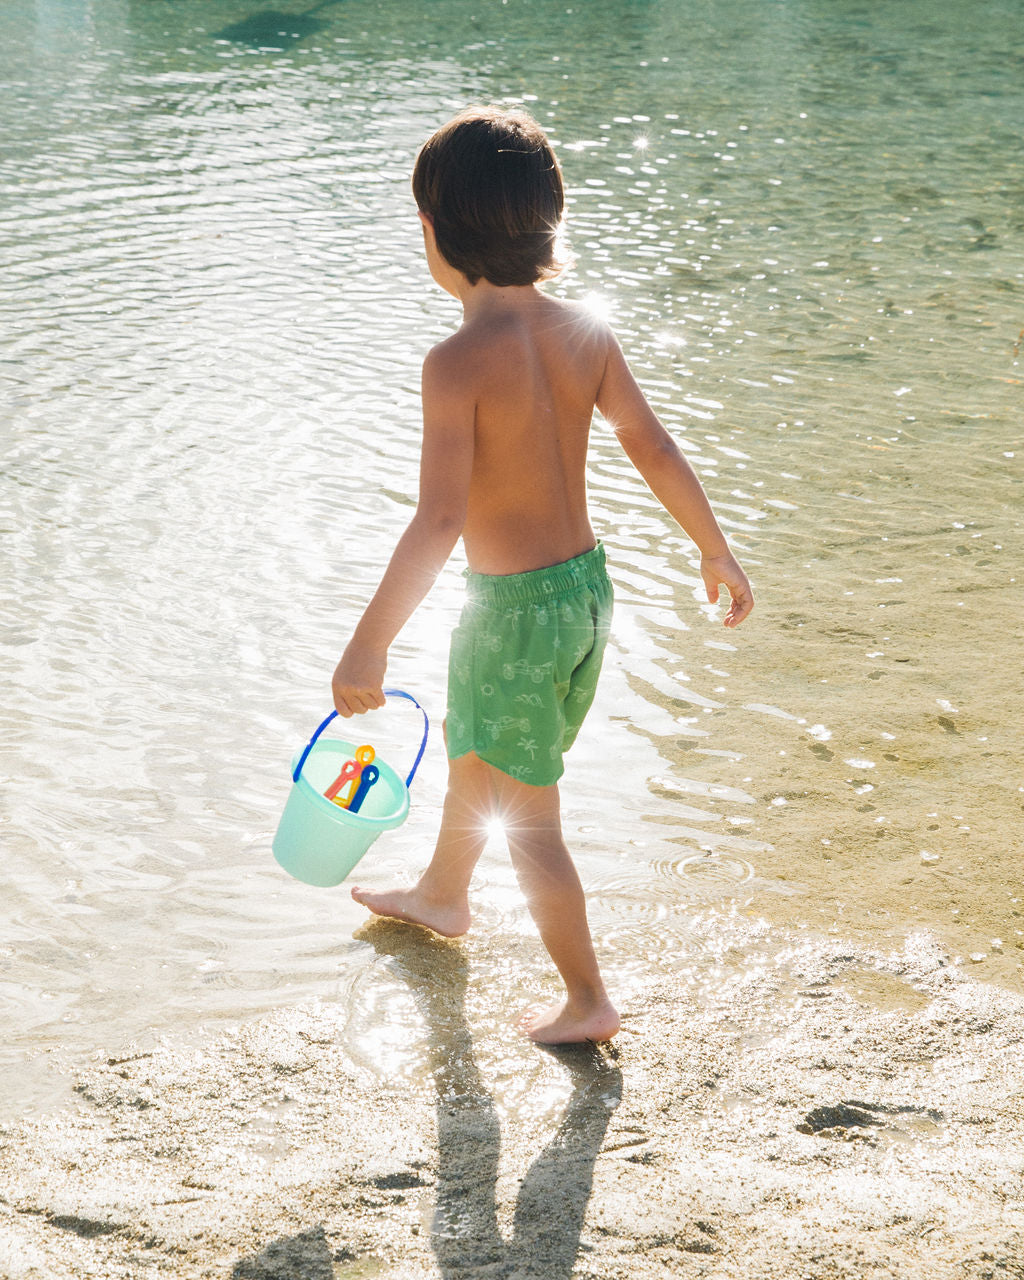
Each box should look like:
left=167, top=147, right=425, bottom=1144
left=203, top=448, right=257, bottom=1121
left=3, top=917, right=1023, bottom=1279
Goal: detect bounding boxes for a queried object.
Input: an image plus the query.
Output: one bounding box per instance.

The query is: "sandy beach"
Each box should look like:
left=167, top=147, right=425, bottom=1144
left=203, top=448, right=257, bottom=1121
left=3, top=917, right=1023, bottom=1279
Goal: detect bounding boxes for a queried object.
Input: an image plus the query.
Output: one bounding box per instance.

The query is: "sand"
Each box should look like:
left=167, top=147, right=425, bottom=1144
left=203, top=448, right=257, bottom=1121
left=2, top=917, right=1023, bottom=1280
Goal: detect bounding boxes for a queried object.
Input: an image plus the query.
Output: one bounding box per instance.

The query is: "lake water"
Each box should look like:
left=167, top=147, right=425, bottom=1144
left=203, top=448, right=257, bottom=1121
left=2, top=0, right=1022, bottom=1116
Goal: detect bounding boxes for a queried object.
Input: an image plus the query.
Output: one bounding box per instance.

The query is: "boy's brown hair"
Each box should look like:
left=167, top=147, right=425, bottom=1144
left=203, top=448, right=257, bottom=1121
left=412, top=106, right=566, bottom=288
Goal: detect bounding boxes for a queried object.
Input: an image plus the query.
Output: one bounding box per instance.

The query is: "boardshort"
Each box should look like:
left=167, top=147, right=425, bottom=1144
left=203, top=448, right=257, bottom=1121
left=446, top=543, right=613, bottom=786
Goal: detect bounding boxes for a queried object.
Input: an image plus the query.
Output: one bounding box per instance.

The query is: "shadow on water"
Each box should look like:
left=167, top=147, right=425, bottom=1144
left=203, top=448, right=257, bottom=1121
left=214, top=0, right=345, bottom=48
left=360, top=919, right=622, bottom=1279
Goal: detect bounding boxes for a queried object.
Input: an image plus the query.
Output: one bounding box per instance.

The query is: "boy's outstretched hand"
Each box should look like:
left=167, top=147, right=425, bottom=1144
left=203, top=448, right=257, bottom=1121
left=701, top=551, right=754, bottom=628
left=332, top=644, right=387, bottom=718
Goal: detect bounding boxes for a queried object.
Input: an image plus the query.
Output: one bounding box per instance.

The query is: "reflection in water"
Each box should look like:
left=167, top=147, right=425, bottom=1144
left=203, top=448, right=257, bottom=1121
left=215, top=0, right=346, bottom=49
left=360, top=919, right=621, bottom=1278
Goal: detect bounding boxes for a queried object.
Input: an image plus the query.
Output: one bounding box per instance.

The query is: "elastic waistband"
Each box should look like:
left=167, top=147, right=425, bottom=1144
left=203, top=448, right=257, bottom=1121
left=465, top=543, right=608, bottom=608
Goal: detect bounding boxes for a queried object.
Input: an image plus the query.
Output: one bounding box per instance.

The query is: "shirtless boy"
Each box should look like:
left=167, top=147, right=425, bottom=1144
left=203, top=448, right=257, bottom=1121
left=332, top=106, right=753, bottom=1045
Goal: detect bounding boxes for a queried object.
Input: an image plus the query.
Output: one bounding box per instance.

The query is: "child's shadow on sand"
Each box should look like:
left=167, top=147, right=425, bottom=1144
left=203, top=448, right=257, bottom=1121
left=362, top=918, right=622, bottom=1278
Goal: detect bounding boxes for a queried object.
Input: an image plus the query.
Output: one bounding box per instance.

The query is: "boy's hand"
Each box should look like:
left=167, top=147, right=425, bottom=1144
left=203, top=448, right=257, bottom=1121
left=701, top=551, right=754, bottom=628
left=332, top=644, right=387, bottom=718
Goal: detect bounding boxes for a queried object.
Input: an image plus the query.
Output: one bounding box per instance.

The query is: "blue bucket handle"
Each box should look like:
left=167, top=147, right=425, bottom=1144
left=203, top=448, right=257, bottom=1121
left=291, top=689, right=430, bottom=788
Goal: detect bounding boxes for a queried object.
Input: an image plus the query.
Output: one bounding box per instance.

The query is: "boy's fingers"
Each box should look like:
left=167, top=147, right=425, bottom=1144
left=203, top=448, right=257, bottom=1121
left=724, top=585, right=754, bottom=627
left=334, top=686, right=386, bottom=717
left=333, top=690, right=362, bottom=717
left=701, top=568, right=721, bottom=604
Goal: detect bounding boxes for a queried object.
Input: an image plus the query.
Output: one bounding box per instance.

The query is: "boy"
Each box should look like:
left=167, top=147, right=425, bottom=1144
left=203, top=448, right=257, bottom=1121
left=332, top=106, right=753, bottom=1045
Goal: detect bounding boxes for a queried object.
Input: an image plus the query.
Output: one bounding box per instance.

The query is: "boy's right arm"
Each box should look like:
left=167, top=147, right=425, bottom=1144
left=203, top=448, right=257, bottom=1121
left=596, top=332, right=753, bottom=628
left=331, top=343, right=475, bottom=716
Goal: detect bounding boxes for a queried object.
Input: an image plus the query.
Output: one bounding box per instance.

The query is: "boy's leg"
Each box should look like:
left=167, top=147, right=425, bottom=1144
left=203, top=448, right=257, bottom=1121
left=493, top=770, right=619, bottom=1045
left=351, top=747, right=495, bottom=938
left=352, top=748, right=618, bottom=1042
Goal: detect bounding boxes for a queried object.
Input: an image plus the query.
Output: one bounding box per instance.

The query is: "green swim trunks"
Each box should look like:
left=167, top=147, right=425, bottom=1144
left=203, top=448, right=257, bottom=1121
left=446, top=543, right=613, bottom=786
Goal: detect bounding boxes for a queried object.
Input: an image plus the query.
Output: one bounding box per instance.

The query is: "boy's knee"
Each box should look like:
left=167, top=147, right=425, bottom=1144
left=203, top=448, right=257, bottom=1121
left=446, top=748, right=500, bottom=807
left=502, top=789, right=564, bottom=848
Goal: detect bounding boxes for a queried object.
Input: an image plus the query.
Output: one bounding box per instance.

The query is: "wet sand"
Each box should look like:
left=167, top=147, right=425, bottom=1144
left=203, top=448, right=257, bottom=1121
left=3, top=919, right=1023, bottom=1279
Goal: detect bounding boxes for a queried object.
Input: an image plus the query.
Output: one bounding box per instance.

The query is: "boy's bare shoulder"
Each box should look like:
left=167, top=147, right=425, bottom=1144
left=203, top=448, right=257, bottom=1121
left=425, top=324, right=477, bottom=364
left=542, top=296, right=617, bottom=363
left=420, top=318, right=507, bottom=404
left=421, top=328, right=477, bottom=399
left=539, top=293, right=616, bottom=337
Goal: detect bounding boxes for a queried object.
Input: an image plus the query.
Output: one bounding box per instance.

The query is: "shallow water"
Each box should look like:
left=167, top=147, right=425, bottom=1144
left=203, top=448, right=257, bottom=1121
left=2, top=0, right=1023, bottom=1116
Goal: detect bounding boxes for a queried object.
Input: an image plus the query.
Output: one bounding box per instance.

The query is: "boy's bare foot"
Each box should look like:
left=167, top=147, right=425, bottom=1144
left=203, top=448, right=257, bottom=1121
left=519, top=998, right=620, bottom=1045
left=350, top=885, right=470, bottom=938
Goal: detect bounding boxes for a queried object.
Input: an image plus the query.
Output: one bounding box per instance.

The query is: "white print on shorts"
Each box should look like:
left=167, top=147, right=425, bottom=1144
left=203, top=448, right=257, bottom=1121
left=482, top=715, right=532, bottom=742
left=501, top=658, right=553, bottom=684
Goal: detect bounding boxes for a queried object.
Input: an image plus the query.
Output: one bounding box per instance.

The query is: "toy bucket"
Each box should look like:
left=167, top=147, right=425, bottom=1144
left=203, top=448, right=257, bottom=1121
left=272, top=688, right=429, bottom=887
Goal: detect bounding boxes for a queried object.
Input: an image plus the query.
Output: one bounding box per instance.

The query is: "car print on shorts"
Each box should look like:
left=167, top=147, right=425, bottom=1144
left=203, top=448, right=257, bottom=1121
left=500, top=658, right=553, bottom=684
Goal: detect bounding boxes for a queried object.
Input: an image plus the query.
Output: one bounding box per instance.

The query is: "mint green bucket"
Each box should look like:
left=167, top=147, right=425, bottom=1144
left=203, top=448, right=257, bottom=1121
left=272, top=689, right=429, bottom=888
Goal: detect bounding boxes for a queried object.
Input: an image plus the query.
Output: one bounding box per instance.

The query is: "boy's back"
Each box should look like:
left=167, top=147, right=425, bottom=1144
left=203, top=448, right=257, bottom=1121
left=428, top=291, right=605, bottom=578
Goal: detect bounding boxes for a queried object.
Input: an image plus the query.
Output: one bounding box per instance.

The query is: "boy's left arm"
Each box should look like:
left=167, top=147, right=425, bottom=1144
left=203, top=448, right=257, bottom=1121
left=597, top=333, right=754, bottom=628
left=332, top=345, right=474, bottom=716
